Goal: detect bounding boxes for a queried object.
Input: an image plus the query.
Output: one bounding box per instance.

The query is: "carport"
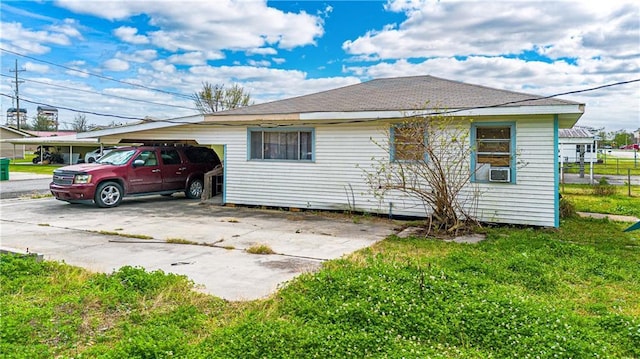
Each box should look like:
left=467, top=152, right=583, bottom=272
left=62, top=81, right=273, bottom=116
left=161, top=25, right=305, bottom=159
left=1, top=134, right=104, bottom=164
left=75, top=115, right=226, bottom=200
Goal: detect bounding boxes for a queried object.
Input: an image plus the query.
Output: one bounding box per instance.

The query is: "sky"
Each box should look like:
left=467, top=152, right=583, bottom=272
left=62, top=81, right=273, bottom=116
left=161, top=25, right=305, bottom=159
left=1, top=0, right=639, bottom=132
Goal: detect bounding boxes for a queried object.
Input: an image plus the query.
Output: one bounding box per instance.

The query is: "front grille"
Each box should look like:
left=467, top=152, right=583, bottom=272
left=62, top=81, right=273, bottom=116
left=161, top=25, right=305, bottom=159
left=52, top=171, right=76, bottom=186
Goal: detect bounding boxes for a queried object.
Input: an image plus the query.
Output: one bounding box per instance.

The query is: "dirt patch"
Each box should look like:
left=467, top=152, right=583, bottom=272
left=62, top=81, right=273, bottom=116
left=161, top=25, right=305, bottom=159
left=260, top=258, right=322, bottom=273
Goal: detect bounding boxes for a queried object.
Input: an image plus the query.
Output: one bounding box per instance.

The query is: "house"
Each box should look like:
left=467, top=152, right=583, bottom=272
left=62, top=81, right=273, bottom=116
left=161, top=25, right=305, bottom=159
left=81, top=76, right=584, bottom=227
left=1, top=133, right=100, bottom=164
left=0, top=125, right=33, bottom=158
left=558, top=127, right=597, bottom=163
left=558, top=127, right=597, bottom=184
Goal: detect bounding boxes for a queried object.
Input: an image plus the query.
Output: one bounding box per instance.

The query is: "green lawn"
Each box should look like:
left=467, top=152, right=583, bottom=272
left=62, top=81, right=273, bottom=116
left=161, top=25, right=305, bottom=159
left=8, top=156, right=62, bottom=175
left=2, top=217, right=638, bottom=358
left=562, top=184, right=640, bottom=217
left=562, top=156, right=640, bottom=176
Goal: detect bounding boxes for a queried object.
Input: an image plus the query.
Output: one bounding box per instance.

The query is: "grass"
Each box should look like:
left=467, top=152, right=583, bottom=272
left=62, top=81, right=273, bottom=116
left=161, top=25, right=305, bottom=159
left=562, top=156, right=640, bottom=176
left=1, top=216, right=638, bottom=358
left=561, top=183, right=640, bottom=217
left=96, top=230, right=154, bottom=240
left=7, top=155, right=69, bottom=175
left=245, top=244, right=276, bottom=255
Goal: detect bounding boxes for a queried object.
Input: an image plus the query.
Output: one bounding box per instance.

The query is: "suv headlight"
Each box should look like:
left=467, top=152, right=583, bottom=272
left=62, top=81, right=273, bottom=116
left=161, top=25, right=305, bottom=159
left=74, top=174, right=92, bottom=184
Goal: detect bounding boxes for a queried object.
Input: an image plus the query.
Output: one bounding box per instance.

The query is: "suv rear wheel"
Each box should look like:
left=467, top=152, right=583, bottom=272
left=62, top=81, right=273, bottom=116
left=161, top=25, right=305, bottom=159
left=95, top=181, right=123, bottom=208
left=185, top=178, right=204, bottom=199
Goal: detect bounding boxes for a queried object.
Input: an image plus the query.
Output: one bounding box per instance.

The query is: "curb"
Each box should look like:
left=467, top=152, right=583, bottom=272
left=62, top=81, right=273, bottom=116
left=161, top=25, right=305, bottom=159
left=577, top=212, right=640, bottom=223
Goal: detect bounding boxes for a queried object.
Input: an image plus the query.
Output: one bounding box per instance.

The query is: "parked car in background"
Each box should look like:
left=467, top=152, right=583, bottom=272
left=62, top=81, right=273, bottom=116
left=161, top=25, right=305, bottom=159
left=51, top=145, right=222, bottom=207
left=84, top=146, right=118, bottom=163
left=619, top=144, right=639, bottom=150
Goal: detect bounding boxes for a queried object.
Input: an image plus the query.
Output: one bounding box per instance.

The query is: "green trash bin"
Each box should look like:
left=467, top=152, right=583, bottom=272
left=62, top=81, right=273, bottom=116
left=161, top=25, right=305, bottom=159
left=0, top=157, right=9, bottom=181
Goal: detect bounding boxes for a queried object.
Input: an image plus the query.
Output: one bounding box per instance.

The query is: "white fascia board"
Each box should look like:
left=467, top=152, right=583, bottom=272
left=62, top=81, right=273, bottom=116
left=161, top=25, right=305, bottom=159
left=77, top=114, right=204, bottom=139
left=1, top=134, right=99, bottom=145
left=299, top=104, right=584, bottom=121
left=559, top=138, right=595, bottom=145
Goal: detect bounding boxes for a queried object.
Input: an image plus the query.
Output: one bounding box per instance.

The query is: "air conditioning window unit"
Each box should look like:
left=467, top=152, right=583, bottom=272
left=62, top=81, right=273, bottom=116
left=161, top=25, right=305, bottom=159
left=489, top=167, right=511, bottom=182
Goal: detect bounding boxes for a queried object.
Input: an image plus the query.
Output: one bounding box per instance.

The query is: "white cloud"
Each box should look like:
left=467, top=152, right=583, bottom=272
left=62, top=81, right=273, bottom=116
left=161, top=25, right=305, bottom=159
left=47, top=18, right=83, bottom=39
left=272, top=58, right=286, bottom=64
left=148, top=60, right=176, bottom=74
left=57, top=0, right=324, bottom=52
left=103, top=58, right=130, bottom=71
left=344, top=1, right=639, bottom=62
left=24, top=62, right=50, bottom=73
left=247, top=59, right=271, bottom=67
left=167, top=51, right=221, bottom=66
left=246, top=47, right=278, bottom=56
left=113, top=26, right=149, bottom=45
left=117, top=50, right=158, bottom=63
left=0, top=21, right=81, bottom=54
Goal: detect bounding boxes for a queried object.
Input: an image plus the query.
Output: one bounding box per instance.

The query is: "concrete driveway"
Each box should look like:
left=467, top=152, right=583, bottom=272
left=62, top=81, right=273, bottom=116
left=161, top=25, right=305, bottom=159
left=0, top=195, right=396, bottom=301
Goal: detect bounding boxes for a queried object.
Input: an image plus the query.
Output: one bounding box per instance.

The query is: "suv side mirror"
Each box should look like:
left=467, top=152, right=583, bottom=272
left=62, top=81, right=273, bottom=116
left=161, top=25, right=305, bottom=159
left=133, top=159, right=145, bottom=167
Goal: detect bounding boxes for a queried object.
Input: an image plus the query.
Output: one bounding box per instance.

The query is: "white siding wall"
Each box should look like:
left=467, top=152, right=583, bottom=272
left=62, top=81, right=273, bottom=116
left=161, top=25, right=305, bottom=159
left=470, top=118, right=557, bottom=226
left=100, top=118, right=558, bottom=227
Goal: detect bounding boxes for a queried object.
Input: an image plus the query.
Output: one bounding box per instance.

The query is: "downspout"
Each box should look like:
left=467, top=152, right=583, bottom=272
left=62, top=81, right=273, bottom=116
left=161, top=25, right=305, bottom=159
left=554, top=115, right=560, bottom=228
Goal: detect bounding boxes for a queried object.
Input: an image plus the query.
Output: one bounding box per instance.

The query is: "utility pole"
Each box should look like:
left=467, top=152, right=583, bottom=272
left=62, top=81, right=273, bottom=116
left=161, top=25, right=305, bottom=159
left=10, top=59, right=25, bottom=130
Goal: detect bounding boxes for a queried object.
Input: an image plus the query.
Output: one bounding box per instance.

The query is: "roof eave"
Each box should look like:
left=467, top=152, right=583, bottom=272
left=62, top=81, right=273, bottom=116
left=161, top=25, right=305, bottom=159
left=76, top=114, right=204, bottom=139
left=298, top=104, right=585, bottom=122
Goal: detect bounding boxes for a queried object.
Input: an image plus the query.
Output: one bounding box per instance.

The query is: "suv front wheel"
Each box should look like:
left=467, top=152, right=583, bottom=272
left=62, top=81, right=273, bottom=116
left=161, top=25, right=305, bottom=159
left=185, top=178, right=204, bottom=199
left=95, top=181, right=123, bottom=208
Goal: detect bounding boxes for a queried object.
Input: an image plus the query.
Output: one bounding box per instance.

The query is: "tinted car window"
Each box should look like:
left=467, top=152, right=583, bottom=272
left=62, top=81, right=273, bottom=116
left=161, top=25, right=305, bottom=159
left=184, top=147, right=220, bottom=165
left=161, top=149, right=181, bottom=165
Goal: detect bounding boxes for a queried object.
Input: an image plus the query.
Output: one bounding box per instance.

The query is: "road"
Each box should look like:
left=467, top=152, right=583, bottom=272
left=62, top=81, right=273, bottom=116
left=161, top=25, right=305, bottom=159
left=0, top=172, right=51, bottom=199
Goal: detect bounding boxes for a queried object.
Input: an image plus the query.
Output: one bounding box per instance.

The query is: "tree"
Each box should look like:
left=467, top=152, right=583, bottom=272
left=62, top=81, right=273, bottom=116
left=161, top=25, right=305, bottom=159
left=70, top=114, right=90, bottom=132
left=192, top=82, right=251, bottom=113
left=31, top=114, right=56, bottom=131
left=612, top=129, right=632, bottom=148
left=362, top=114, right=480, bottom=233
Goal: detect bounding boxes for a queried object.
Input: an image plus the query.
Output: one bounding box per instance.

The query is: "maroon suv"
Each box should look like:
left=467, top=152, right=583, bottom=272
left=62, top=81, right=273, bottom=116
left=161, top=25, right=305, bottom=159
left=50, top=146, right=221, bottom=207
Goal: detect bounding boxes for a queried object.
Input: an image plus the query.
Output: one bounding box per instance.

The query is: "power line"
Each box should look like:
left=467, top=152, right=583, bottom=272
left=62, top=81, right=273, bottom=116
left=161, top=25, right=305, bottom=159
left=0, top=93, right=145, bottom=121
left=0, top=47, right=193, bottom=100
left=0, top=74, right=198, bottom=111
left=436, top=78, right=640, bottom=116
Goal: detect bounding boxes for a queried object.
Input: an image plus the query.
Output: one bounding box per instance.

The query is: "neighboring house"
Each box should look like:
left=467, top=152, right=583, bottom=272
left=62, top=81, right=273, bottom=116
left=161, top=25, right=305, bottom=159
left=0, top=125, right=33, bottom=158
left=1, top=133, right=100, bottom=164
left=81, top=76, right=584, bottom=227
left=558, top=127, right=597, bottom=163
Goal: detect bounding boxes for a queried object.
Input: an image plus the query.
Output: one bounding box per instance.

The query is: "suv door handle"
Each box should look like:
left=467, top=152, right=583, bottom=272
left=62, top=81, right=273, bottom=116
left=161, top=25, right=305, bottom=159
left=152, top=169, right=161, bottom=173
left=179, top=167, right=187, bottom=171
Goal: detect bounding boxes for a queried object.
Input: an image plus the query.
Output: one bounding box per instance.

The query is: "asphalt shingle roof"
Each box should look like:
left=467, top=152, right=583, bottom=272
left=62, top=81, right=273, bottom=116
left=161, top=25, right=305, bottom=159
left=219, top=75, right=582, bottom=116
left=559, top=127, right=594, bottom=139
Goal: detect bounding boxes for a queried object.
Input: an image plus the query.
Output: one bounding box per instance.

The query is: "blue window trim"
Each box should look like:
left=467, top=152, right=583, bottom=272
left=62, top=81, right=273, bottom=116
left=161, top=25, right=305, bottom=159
left=470, top=122, right=517, bottom=184
left=247, top=127, right=315, bottom=162
left=553, top=115, right=560, bottom=227
left=390, top=125, right=428, bottom=162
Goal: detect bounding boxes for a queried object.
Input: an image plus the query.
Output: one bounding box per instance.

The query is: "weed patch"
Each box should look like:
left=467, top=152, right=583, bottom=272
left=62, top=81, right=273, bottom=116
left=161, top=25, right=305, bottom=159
left=246, top=244, right=275, bottom=255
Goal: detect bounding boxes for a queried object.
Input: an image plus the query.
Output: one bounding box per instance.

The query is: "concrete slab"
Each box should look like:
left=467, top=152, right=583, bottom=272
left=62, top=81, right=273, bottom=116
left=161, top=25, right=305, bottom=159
left=0, top=196, right=396, bottom=301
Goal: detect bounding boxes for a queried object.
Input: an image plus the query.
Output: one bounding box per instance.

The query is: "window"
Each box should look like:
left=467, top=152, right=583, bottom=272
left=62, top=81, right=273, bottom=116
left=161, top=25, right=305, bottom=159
left=135, top=150, right=158, bottom=166
left=472, top=123, right=515, bottom=183
left=249, top=129, right=313, bottom=161
left=391, top=125, right=426, bottom=162
left=161, top=149, right=181, bottom=165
